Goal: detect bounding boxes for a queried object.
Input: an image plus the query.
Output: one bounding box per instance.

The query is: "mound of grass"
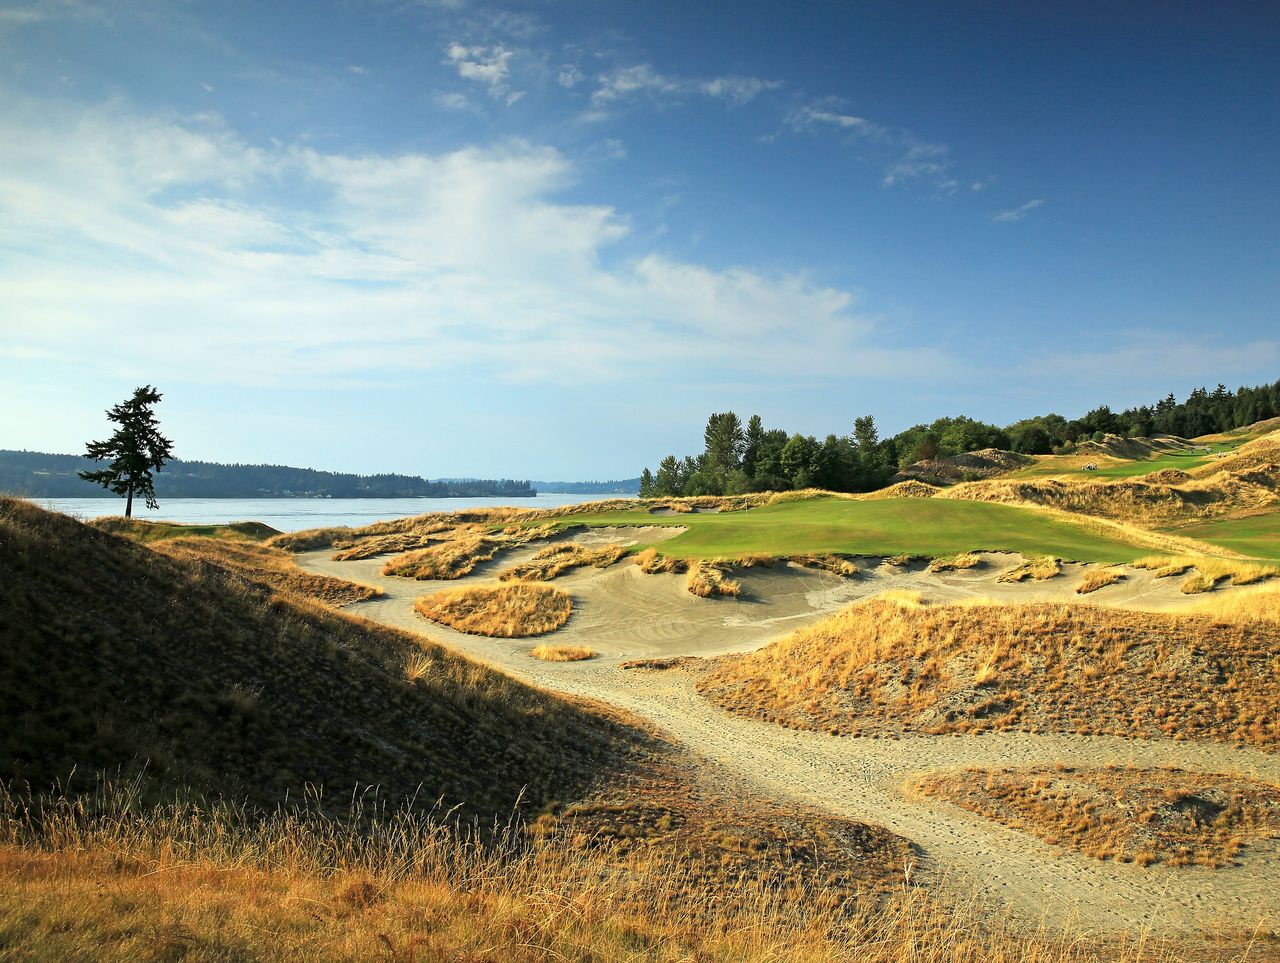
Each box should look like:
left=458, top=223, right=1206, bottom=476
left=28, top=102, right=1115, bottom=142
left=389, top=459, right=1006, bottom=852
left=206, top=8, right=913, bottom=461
left=914, top=766, right=1280, bottom=869
left=634, top=546, right=686, bottom=574
left=415, top=584, right=573, bottom=637
left=154, top=537, right=382, bottom=606
left=927, top=553, right=982, bottom=573
left=686, top=561, right=741, bottom=598
left=792, top=554, right=859, bottom=577
left=530, top=644, right=595, bottom=662
left=696, top=599, right=1280, bottom=745
left=91, top=517, right=279, bottom=544
left=1076, top=567, right=1126, bottom=594
left=997, top=556, right=1060, bottom=583
left=0, top=497, right=629, bottom=819
left=383, top=525, right=560, bottom=580
left=499, top=542, right=625, bottom=582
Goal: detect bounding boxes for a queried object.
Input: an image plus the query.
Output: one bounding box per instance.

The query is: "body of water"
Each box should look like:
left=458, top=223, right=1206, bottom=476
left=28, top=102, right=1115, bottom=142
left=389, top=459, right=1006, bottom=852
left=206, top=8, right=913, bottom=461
left=34, top=493, right=628, bottom=532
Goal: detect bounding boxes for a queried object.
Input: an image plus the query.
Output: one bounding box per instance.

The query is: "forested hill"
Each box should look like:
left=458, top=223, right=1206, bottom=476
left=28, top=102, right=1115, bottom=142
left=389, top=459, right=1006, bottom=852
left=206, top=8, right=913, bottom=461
left=531, top=478, right=641, bottom=494
left=0, top=451, right=535, bottom=499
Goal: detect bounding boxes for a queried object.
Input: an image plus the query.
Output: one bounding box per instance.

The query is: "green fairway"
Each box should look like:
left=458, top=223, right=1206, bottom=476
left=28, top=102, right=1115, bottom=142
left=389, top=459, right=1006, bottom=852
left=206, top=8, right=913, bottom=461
left=1013, top=443, right=1236, bottom=481
left=556, top=496, right=1152, bottom=563
left=1172, top=512, right=1280, bottom=562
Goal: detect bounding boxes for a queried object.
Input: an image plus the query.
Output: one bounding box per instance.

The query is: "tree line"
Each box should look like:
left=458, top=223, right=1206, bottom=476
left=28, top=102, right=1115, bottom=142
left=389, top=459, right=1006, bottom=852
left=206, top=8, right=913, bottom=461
left=638, top=378, right=1280, bottom=498
left=1, top=450, right=536, bottom=500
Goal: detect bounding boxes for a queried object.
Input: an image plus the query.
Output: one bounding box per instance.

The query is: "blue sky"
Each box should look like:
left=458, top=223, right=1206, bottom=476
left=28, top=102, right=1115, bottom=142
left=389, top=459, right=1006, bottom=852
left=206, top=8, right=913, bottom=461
left=1, top=0, right=1277, bottom=478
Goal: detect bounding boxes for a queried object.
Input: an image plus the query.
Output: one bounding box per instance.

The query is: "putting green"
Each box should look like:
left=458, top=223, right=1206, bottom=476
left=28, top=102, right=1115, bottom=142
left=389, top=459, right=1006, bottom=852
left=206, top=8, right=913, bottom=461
left=557, top=496, right=1151, bottom=563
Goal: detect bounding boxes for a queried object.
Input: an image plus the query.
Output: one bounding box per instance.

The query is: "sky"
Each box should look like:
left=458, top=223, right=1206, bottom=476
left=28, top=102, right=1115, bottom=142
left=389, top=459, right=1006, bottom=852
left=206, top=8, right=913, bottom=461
left=1, top=1, right=1278, bottom=479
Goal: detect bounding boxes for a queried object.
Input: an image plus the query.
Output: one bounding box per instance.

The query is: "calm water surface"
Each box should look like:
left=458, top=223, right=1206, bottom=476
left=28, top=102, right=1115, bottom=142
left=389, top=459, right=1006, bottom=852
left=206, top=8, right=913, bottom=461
left=36, top=494, right=627, bottom=532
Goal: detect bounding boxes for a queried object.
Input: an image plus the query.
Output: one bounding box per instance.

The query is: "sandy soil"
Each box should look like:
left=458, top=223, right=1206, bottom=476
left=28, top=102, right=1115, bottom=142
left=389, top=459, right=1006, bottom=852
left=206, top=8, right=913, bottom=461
left=296, top=536, right=1280, bottom=937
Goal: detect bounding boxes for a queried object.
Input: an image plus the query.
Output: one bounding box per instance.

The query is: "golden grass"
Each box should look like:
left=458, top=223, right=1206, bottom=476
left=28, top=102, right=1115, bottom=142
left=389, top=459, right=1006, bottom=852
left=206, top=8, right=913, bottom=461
left=415, top=583, right=573, bottom=637
left=997, top=556, right=1060, bottom=582
left=697, top=599, right=1280, bottom=745
left=499, top=542, right=625, bottom=581
left=154, top=536, right=383, bottom=605
left=928, top=552, right=983, bottom=573
left=914, top=766, right=1280, bottom=869
left=883, top=553, right=923, bottom=567
left=1187, top=583, right=1280, bottom=622
left=1076, top=567, right=1126, bottom=595
left=792, top=554, right=860, bottom=576
left=0, top=782, right=1226, bottom=963
left=686, top=560, right=742, bottom=598
left=530, top=644, right=596, bottom=662
left=634, top=546, right=686, bottom=574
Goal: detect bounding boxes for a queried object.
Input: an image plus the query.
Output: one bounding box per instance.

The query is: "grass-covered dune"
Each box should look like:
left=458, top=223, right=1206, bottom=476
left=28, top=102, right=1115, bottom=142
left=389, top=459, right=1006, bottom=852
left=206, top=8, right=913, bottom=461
left=559, top=496, right=1163, bottom=563
left=0, top=497, right=636, bottom=818
left=696, top=596, right=1280, bottom=746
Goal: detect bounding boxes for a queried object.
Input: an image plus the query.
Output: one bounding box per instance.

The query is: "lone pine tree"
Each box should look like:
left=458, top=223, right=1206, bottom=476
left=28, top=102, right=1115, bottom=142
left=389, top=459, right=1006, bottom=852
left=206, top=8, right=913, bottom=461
left=78, top=385, right=175, bottom=518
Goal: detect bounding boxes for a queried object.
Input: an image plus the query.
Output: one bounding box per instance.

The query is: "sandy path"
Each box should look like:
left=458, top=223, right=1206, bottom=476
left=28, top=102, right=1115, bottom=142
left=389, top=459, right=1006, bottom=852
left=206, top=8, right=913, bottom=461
left=296, top=542, right=1280, bottom=936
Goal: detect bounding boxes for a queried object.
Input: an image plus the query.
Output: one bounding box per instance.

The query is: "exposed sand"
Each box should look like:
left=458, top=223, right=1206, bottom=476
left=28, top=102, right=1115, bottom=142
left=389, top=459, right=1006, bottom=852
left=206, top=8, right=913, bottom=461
left=296, top=535, right=1280, bottom=937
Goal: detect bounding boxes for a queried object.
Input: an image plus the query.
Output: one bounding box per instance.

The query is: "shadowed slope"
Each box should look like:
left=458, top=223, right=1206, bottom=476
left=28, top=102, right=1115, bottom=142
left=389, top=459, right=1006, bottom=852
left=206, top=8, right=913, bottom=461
left=0, top=498, right=637, bottom=819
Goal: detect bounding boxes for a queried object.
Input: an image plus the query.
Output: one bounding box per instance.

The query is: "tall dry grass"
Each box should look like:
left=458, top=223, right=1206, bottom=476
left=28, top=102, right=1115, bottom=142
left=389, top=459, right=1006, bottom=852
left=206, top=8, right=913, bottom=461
left=686, top=560, right=742, bottom=598
left=500, top=542, right=625, bottom=581
left=415, top=583, right=573, bottom=637
left=0, top=781, right=1218, bottom=963
left=697, top=598, right=1280, bottom=745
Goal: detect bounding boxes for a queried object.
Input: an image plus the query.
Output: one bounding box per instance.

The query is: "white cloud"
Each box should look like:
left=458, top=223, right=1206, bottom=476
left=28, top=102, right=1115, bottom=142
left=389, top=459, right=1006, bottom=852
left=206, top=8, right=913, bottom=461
left=590, top=63, right=781, bottom=110
left=443, top=42, right=523, bottom=105
left=990, top=198, right=1044, bottom=223
left=787, top=101, right=958, bottom=193
left=347, top=65, right=370, bottom=77
left=0, top=98, right=948, bottom=392
left=558, top=64, right=584, bottom=88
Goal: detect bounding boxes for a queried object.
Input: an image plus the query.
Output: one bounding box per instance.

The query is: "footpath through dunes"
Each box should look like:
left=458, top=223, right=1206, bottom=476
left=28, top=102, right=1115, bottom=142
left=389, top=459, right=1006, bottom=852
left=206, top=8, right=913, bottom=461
left=0, top=497, right=637, bottom=820
left=290, top=529, right=1280, bottom=939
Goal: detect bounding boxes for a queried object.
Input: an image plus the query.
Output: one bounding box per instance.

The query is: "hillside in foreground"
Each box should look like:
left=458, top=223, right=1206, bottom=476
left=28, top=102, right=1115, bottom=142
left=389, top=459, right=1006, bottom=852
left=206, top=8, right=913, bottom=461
left=0, top=497, right=632, bottom=818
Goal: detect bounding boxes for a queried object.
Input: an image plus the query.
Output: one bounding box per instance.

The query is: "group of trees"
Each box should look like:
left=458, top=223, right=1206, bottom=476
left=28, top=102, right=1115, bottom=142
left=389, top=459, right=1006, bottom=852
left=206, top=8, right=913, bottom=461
left=639, top=412, right=900, bottom=497
left=639, top=378, right=1280, bottom=498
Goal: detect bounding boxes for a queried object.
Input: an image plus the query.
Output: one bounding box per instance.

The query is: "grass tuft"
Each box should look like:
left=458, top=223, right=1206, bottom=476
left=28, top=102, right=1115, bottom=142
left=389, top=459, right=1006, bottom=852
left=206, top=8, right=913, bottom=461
left=530, top=644, right=595, bottom=662
left=415, top=583, right=573, bottom=637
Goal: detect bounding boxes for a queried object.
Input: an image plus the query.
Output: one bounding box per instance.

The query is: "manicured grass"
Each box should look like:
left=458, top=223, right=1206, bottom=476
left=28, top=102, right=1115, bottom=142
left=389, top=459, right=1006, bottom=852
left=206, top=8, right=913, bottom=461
left=555, top=497, right=1150, bottom=564
left=1173, top=511, right=1280, bottom=562
left=1012, top=444, right=1236, bottom=480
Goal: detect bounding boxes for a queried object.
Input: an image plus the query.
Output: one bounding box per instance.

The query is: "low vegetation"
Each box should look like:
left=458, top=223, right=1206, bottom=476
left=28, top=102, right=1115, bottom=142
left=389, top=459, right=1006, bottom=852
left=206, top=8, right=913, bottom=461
left=91, top=516, right=280, bottom=543
left=154, top=537, right=383, bottom=605
left=415, top=583, right=573, bottom=637
left=697, top=597, right=1280, bottom=745
left=1076, top=567, right=1126, bottom=594
left=1133, top=554, right=1277, bottom=589
left=381, top=524, right=558, bottom=580
left=634, top=546, right=686, bottom=574
left=914, top=766, right=1280, bottom=868
left=530, top=644, right=596, bottom=662
left=793, top=554, right=860, bottom=576
left=997, top=556, right=1060, bottom=582
left=685, top=560, right=742, bottom=598
left=928, top=552, right=983, bottom=573
left=499, top=541, right=626, bottom=581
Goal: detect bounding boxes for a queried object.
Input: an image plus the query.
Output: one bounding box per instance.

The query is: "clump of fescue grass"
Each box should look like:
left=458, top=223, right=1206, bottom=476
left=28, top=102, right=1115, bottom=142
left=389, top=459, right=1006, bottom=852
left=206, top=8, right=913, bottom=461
left=792, top=554, right=859, bottom=577
left=927, top=553, right=983, bottom=573
left=1076, top=567, right=1126, bottom=595
left=383, top=525, right=559, bottom=581
left=697, top=598, right=1280, bottom=745
left=686, top=561, right=741, bottom=598
left=530, top=644, right=595, bottom=662
left=1134, top=555, right=1277, bottom=586
left=883, top=553, right=923, bottom=567
left=499, top=542, right=625, bottom=581
left=915, top=766, right=1280, bottom=869
left=415, top=583, right=573, bottom=637
left=634, top=546, right=686, bottom=574
left=1187, top=584, right=1280, bottom=622
left=997, top=556, right=1060, bottom=583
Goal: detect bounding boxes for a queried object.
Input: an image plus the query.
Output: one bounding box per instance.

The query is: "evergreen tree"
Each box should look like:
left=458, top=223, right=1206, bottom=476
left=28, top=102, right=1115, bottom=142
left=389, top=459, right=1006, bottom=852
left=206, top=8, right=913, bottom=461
left=638, top=467, right=654, bottom=499
left=78, top=385, right=175, bottom=518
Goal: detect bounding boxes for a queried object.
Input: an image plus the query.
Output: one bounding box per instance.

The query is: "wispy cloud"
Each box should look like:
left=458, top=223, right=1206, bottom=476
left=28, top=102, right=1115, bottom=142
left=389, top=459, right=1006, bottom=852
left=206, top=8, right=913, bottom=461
left=0, top=98, right=948, bottom=393
left=589, top=63, right=782, bottom=112
left=785, top=100, right=958, bottom=192
left=443, top=42, right=524, bottom=105
left=990, top=198, right=1044, bottom=223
